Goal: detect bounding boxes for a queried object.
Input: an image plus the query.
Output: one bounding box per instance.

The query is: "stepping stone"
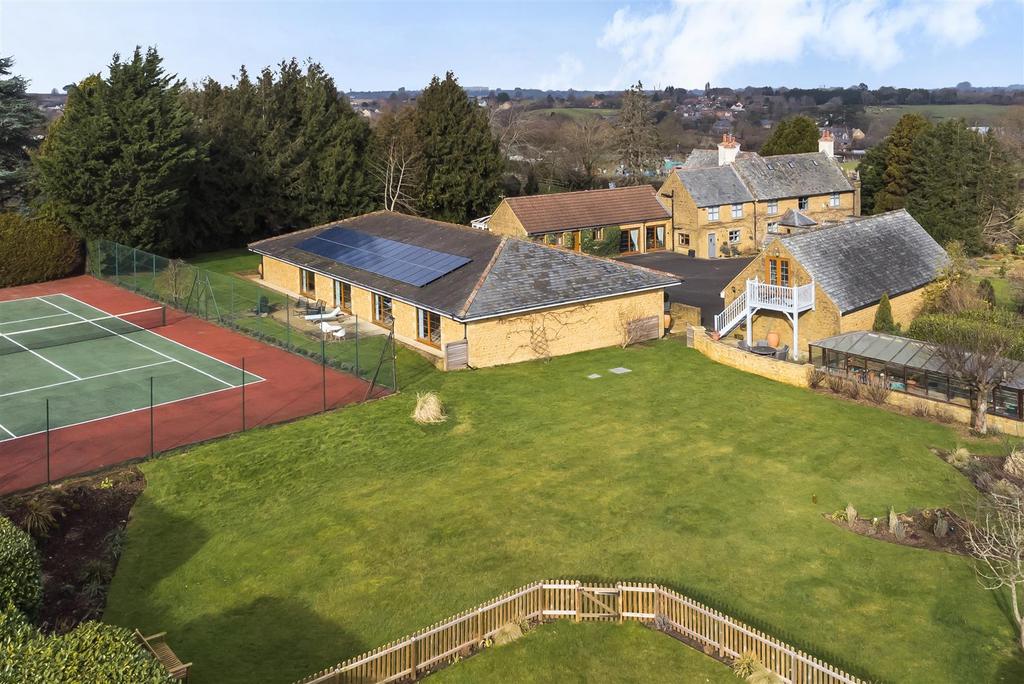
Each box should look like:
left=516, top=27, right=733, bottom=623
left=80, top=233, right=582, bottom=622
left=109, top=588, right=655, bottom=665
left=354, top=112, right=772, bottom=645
left=587, top=373, right=602, bottom=379
left=609, top=367, right=631, bottom=374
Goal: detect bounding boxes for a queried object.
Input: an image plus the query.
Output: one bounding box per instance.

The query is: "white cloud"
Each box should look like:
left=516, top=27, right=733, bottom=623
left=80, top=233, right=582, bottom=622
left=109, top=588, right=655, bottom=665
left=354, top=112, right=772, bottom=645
left=598, top=0, right=993, bottom=89
left=538, top=53, right=585, bottom=90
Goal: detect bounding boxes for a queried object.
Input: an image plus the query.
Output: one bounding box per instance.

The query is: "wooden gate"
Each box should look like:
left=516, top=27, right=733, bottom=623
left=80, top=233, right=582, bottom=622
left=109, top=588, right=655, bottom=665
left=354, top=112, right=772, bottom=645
left=577, top=585, right=620, bottom=622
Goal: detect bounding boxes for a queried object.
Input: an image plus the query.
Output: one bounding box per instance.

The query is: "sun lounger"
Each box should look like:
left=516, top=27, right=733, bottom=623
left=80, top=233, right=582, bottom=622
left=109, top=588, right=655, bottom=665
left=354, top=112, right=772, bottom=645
left=305, top=307, right=342, bottom=322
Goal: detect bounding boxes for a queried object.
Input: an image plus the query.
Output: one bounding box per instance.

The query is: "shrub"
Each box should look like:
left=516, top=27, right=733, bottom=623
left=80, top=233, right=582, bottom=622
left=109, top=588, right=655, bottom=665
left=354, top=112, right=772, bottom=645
left=826, top=372, right=846, bottom=394
left=0, top=516, right=42, bottom=617
left=807, top=368, right=827, bottom=389
left=21, top=493, right=64, bottom=538
left=412, top=392, right=447, bottom=424
left=1003, top=447, right=1024, bottom=480
left=845, top=503, right=858, bottom=527
left=842, top=379, right=861, bottom=400
left=991, top=479, right=1022, bottom=501
left=581, top=226, right=621, bottom=257
left=872, top=292, right=899, bottom=333
left=0, top=214, right=82, bottom=287
left=0, top=602, right=173, bottom=683
left=977, top=279, right=997, bottom=307
left=863, top=378, right=891, bottom=405
left=948, top=447, right=973, bottom=468
left=910, top=401, right=932, bottom=418
left=887, top=507, right=899, bottom=534
left=732, top=652, right=760, bottom=678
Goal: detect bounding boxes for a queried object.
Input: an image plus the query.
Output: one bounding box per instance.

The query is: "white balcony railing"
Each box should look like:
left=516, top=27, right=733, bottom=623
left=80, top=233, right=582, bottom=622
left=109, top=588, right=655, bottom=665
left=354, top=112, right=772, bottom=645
left=746, top=279, right=814, bottom=313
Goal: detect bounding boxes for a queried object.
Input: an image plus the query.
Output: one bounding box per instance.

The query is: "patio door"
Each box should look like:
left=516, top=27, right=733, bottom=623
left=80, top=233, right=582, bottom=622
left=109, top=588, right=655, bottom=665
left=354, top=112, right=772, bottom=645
left=707, top=232, right=717, bottom=259
left=766, top=257, right=790, bottom=286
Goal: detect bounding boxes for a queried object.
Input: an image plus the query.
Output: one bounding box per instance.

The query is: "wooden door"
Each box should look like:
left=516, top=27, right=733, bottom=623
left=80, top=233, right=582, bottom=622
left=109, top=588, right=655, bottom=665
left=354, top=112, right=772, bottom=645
left=766, top=257, right=791, bottom=286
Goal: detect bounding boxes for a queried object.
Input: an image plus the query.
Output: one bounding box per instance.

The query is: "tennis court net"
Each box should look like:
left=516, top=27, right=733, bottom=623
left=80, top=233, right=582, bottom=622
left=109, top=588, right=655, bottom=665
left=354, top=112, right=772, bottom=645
left=0, top=305, right=166, bottom=356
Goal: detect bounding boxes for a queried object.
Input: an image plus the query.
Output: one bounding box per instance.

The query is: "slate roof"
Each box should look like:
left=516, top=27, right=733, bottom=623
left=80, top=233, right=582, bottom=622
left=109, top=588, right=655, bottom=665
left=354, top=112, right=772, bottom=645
left=779, top=209, right=817, bottom=228
left=249, top=211, right=678, bottom=322
left=502, top=186, right=670, bottom=235
left=674, top=165, right=754, bottom=207
left=681, top=148, right=756, bottom=168
left=733, top=152, right=852, bottom=200
left=778, top=209, right=948, bottom=314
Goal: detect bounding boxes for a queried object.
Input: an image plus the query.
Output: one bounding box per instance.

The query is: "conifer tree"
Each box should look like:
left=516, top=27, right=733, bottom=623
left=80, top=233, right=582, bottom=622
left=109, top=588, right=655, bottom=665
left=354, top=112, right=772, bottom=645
left=872, top=114, right=932, bottom=213
left=615, top=82, right=659, bottom=183
left=760, top=115, right=819, bottom=155
left=872, top=292, right=899, bottom=333
left=413, top=72, right=503, bottom=224
left=906, top=119, right=1017, bottom=253
left=33, top=47, right=203, bottom=253
left=0, top=56, right=44, bottom=205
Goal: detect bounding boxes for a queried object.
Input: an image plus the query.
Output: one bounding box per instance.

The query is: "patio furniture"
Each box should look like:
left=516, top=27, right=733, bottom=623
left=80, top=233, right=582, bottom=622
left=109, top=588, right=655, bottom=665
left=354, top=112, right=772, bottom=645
left=134, top=630, right=191, bottom=681
left=331, top=328, right=347, bottom=340
left=751, top=345, right=777, bottom=356
left=774, top=344, right=790, bottom=360
left=755, top=339, right=768, bottom=347
left=737, top=340, right=750, bottom=351
left=254, top=295, right=271, bottom=316
left=299, top=299, right=324, bottom=316
left=318, top=321, right=343, bottom=335
left=304, top=306, right=342, bottom=322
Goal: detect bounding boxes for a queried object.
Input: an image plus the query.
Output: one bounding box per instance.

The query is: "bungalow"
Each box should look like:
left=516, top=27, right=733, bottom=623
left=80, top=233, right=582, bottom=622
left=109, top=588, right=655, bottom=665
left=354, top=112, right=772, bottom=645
left=659, top=132, right=859, bottom=258
left=713, top=210, right=948, bottom=360
left=250, top=211, right=679, bottom=370
left=486, top=185, right=672, bottom=255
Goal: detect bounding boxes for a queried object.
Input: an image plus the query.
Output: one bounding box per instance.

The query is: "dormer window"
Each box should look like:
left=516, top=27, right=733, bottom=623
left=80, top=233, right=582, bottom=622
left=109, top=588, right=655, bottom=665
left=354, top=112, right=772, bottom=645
left=798, top=197, right=809, bottom=210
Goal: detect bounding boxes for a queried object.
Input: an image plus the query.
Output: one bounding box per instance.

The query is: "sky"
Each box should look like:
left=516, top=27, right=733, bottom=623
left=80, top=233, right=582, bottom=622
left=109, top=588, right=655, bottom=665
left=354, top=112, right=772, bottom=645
left=2, top=0, right=1023, bottom=94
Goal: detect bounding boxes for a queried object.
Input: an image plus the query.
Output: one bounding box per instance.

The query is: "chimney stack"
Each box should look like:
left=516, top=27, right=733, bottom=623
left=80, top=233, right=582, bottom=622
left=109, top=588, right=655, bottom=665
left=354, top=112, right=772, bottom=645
left=717, top=133, right=740, bottom=166
left=818, top=129, right=834, bottom=158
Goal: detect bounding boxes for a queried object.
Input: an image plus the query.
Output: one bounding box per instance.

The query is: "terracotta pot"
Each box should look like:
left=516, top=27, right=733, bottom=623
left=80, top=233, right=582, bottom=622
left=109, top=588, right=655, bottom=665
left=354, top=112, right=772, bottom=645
left=766, top=331, right=781, bottom=348
left=663, top=313, right=672, bottom=330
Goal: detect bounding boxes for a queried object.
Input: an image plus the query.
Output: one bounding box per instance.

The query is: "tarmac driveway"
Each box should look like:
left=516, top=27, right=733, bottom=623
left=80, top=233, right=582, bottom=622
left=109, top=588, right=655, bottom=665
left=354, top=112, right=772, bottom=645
left=620, top=252, right=753, bottom=328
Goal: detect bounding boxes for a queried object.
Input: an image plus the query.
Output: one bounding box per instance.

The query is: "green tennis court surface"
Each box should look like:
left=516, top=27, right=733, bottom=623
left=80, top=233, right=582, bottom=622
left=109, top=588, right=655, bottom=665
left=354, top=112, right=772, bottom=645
left=0, top=293, right=262, bottom=440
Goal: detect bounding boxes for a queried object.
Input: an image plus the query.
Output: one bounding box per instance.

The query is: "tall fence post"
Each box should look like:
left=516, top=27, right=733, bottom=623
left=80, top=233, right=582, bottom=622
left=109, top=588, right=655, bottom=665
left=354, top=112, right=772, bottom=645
left=574, top=582, right=581, bottom=623
left=241, top=357, right=246, bottom=431
left=408, top=636, right=418, bottom=681
left=44, top=398, right=51, bottom=484
left=321, top=332, right=327, bottom=413
left=354, top=315, right=360, bottom=377
left=286, top=298, right=291, bottom=349
left=149, top=376, right=155, bottom=456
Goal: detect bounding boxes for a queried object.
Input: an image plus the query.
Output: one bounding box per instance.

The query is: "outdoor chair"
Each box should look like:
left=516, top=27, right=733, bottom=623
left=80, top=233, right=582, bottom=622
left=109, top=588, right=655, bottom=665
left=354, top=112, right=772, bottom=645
left=318, top=321, right=343, bottom=335
left=775, top=345, right=790, bottom=360
left=331, top=327, right=347, bottom=340
left=301, top=299, right=325, bottom=316
left=134, top=630, right=191, bottom=681
left=304, top=306, right=342, bottom=322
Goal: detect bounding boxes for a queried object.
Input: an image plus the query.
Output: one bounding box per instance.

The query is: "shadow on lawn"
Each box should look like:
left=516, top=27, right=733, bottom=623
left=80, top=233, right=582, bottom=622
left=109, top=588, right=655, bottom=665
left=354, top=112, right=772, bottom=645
left=179, top=596, right=368, bottom=684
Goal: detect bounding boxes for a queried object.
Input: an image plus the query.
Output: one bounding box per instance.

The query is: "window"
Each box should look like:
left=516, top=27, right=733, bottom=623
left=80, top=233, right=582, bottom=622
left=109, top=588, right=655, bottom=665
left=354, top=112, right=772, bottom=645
left=992, top=387, right=1022, bottom=420
left=618, top=228, right=640, bottom=253
left=766, top=257, right=790, bottom=287
left=333, top=280, right=352, bottom=311
left=593, top=228, right=604, bottom=241
left=645, top=225, right=665, bottom=250
left=767, top=221, right=780, bottom=234
left=372, top=293, right=393, bottom=327
left=707, top=206, right=719, bottom=221
left=417, top=308, right=441, bottom=347
left=767, top=200, right=778, bottom=215
left=299, top=268, right=316, bottom=296
left=678, top=232, right=690, bottom=247
left=731, top=204, right=743, bottom=219
left=728, top=229, right=741, bottom=244
left=798, top=196, right=809, bottom=210
left=829, top=192, right=841, bottom=207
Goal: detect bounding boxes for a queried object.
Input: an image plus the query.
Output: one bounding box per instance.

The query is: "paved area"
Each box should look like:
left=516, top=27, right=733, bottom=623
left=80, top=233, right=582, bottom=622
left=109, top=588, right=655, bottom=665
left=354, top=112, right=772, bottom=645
left=620, top=252, right=753, bottom=327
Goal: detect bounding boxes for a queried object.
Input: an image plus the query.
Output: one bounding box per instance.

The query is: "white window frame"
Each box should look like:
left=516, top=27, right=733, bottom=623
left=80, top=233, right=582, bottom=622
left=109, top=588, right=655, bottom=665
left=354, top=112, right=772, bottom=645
left=728, top=229, right=741, bottom=244
left=829, top=192, right=840, bottom=207
left=707, top=206, right=720, bottom=221
left=767, top=221, right=780, bottom=234
left=767, top=200, right=778, bottom=215
left=731, top=204, right=743, bottom=219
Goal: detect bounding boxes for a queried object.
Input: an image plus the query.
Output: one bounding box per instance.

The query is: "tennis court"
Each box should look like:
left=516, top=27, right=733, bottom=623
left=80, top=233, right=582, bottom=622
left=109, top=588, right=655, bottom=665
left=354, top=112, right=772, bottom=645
left=0, top=293, right=263, bottom=441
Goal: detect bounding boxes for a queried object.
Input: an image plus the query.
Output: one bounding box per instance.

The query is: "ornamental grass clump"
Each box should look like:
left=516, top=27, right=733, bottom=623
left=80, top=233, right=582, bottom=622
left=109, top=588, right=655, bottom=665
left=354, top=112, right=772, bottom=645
left=412, top=392, right=447, bottom=425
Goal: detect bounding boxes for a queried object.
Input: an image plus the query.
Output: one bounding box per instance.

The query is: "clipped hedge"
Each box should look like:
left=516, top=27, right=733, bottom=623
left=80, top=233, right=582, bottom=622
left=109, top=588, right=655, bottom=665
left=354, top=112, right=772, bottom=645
left=0, top=603, right=173, bottom=683
left=0, top=517, right=41, bottom=617
left=0, top=213, right=82, bottom=288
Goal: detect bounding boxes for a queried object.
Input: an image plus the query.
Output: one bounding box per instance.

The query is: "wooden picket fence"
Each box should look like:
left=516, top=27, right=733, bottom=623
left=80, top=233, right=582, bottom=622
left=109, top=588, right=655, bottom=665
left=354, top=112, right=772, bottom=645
left=293, top=580, right=865, bottom=684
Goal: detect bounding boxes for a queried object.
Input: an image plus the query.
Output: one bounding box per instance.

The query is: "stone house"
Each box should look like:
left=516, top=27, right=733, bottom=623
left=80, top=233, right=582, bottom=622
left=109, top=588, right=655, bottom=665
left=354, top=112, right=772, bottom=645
left=713, top=210, right=948, bottom=360
left=658, top=132, right=859, bottom=258
left=250, top=211, right=678, bottom=370
left=486, top=185, right=672, bottom=256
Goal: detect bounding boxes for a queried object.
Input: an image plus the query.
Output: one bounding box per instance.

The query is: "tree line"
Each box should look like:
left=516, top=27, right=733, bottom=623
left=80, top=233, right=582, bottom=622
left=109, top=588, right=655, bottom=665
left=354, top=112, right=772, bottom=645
left=5, top=48, right=504, bottom=255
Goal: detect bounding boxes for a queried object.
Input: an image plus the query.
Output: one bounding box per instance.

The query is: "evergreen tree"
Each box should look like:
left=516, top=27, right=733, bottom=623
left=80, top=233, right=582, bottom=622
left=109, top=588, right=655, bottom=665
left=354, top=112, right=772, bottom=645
left=0, top=57, right=44, bottom=206
left=906, top=119, right=1018, bottom=254
left=872, top=292, right=899, bottom=333
left=858, top=143, right=885, bottom=215
left=615, top=82, right=659, bottom=183
left=872, top=114, right=931, bottom=213
left=760, top=115, right=819, bottom=155
left=414, top=72, right=503, bottom=224
left=33, top=47, right=202, bottom=253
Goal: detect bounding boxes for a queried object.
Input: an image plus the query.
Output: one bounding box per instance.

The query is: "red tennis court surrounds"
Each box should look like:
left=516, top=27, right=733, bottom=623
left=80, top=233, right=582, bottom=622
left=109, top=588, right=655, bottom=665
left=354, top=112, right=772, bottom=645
left=0, top=275, right=387, bottom=494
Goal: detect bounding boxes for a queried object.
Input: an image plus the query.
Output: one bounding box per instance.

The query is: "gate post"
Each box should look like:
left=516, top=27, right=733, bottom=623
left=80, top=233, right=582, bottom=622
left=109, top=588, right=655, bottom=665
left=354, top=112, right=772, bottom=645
left=574, top=582, right=581, bottom=623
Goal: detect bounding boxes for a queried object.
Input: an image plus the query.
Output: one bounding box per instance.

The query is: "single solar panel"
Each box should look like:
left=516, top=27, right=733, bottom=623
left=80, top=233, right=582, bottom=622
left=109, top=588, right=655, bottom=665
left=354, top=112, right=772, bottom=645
left=295, top=227, right=471, bottom=287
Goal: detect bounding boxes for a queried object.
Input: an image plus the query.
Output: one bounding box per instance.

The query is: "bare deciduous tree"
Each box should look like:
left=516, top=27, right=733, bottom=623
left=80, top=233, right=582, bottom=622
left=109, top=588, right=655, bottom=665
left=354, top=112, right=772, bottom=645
left=965, top=493, right=1024, bottom=650
left=372, top=110, right=420, bottom=213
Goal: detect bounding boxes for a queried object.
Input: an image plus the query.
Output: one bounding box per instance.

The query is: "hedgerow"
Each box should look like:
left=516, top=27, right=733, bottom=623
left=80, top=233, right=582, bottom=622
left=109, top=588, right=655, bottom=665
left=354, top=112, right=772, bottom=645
left=0, top=517, right=41, bottom=617
left=0, top=213, right=82, bottom=287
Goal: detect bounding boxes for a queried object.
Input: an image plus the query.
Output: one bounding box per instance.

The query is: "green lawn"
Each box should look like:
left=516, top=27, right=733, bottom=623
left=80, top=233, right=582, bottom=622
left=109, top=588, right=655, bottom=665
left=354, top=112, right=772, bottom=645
left=526, top=107, right=617, bottom=120
left=432, top=621, right=734, bottom=683
left=187, top=248, right=261, bottom=275
left=864, top=104, right=1019, bottom=129
left=104, top=341, right=1023, bottom=683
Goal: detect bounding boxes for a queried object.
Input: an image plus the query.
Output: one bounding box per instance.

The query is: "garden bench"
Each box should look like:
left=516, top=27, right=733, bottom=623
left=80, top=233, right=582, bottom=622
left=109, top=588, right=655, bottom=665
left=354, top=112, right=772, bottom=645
left=135, top=630, right=192, bottom=681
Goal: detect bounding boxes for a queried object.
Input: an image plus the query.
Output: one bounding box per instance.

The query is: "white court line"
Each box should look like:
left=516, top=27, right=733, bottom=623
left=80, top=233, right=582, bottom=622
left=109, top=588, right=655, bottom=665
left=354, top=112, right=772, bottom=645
left=0, top=382, right=254, bottom=442
left=47, top=294, right=266, bottom=383
left=0, top=360, right=174, bottom=399
left=0, top=312, right=71, bottom=328
left=37, top=296, right=238, bottom=389
left=0, top=330, right=81, bottom=380
left=0, top=422, right=15, bottom=438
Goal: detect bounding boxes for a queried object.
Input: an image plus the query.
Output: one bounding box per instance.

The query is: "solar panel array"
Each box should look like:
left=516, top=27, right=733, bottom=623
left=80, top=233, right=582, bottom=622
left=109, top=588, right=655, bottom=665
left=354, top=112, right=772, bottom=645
left=295, top=227, right=471, bottom=287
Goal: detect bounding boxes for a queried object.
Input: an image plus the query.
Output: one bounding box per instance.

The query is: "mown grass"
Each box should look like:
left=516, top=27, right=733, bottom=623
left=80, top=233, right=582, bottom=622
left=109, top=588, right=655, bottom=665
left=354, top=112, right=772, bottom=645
left=103, top=339, right=1023, bottom=683
left=864, top=104, right=1020, bottom=129
left=432, top=621, right=734, bottom=683
left=525, top=107, right=617, bottom=120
